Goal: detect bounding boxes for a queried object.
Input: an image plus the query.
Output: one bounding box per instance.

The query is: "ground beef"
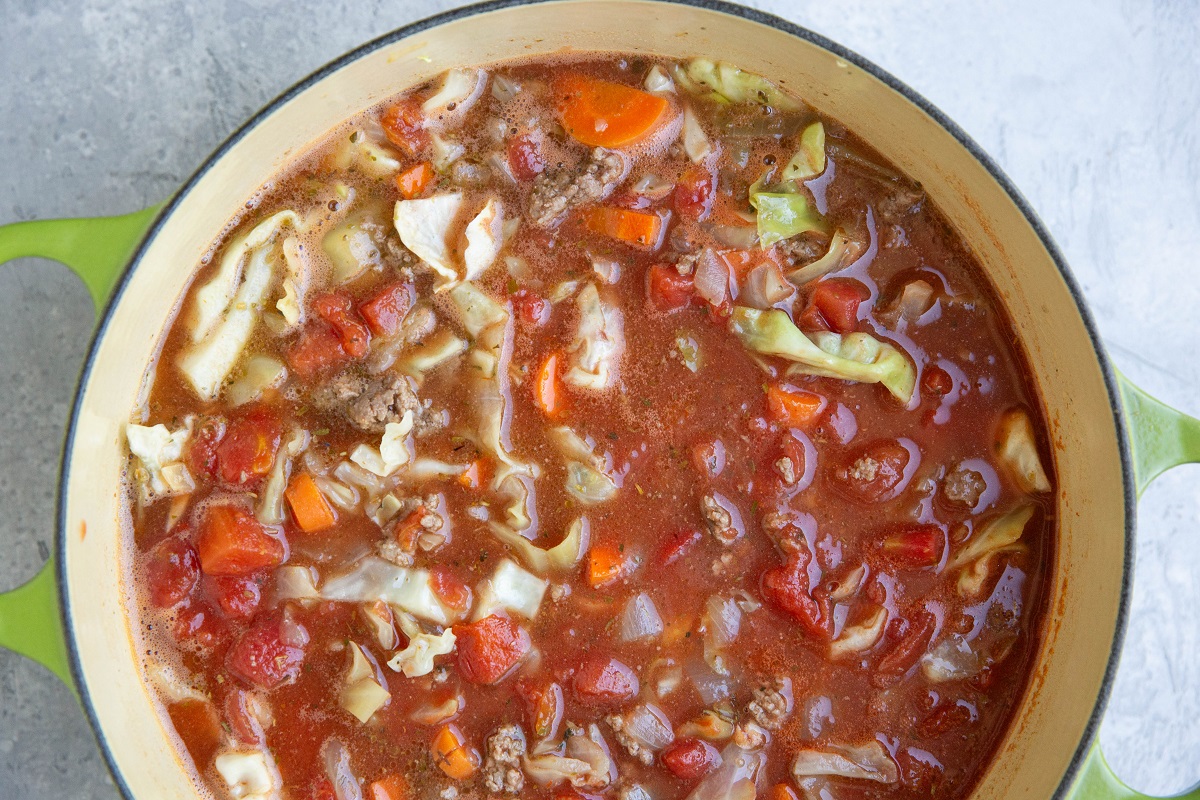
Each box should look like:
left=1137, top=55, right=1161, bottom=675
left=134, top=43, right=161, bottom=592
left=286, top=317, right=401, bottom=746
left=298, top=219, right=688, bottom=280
left=732, top=720, right=767, bottom=750
left=875, top=183, right=926, bottom=222
left=701, top=494, right=737, bottom=544
left=310, top=371, right=437, bottom=434
left=605, top=714, right=655, bottom=766
left=483, top=724, right=526, bottom=795
left=674, top=252, right=699, bottom=275
left=776, top=230, right=831, bottom=267
left=775, top=456, right=797, bottom=485
left=747, top=678, right=792, bottom=730
left=848, top=457, right=880, bottom=482
left=942, top=464, right=987, bottom=509
left=529, top=148, right=626, bottom=227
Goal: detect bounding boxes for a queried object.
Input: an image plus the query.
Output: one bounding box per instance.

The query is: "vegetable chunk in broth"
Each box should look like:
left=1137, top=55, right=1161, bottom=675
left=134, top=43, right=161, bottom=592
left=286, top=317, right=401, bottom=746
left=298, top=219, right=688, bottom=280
left=125, top=53, right=1055, bottom=800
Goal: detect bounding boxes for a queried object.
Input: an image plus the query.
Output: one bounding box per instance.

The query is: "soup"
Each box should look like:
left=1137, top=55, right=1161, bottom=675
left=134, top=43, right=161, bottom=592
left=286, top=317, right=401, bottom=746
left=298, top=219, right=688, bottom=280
left=123, top=54, right=1055, bottom=800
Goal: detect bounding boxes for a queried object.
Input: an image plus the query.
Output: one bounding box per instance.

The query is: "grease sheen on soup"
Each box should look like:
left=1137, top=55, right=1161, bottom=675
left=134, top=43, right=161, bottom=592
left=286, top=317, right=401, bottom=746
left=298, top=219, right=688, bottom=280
left=124, top=53, right=1056, bottom=800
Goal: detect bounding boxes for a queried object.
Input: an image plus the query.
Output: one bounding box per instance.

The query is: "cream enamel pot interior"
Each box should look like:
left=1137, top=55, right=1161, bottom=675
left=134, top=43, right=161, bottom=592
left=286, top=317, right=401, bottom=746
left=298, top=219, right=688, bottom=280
left=0, top=1, right=1198, bottom=798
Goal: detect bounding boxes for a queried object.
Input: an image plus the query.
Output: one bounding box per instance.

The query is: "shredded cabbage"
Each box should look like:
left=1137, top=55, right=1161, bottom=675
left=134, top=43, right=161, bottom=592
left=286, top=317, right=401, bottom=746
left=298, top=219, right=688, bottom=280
left=322, top=210, right=384, bottom=285
left=791, top=741, right=898, bottom=784
left=226, top=355, right=287, bottom=408
left=565, top=283, right=624, bottom=390
left=422, top=68, right=488, bottom=130
left=473, top=558, right=549, bottom=621
left=996, top=409, right=1051, bottom=493
left=213, top=749, right=281, bottom=800
left=394, top=194, right=464, bottom=286
left=675, top=59, right=800, bottom=111
left=750, top=180, right=826, bottom=249
left=949, top=504, right=1035, bottom=596
left=126, top=420, right=195, bottom=504
left=786, top=228, right=865, bottom=286
left=321, top=557, right=462, bottom=625
left=348, top=411, right=414, bottom=478
left=341, top=643, right=390, bottom=723
left=333, top=130, right=402, bottom=177
left=463, top=198, right=504, bottom=281
left=781, top=122, right=826, bottom=182
left=256, top=428, right=309, bottom=525
left=682, top=106, right=713, bottom=163
left=276, top=236, right=307, bottom=329
left=729, top=307, right=915, bottom=403
left=829, top=606, right=888, bottom=659
left=449, top=280, right=508, bottom=338
left=395, top=328, right=468, bottom=381
left=490, top=517, right=590, bottom=576
left=387, top=614, right=457, bottom=678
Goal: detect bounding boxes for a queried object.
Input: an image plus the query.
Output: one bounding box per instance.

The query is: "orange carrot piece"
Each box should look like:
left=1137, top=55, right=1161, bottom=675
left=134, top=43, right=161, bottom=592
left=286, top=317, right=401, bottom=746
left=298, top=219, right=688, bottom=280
left=534, top=353, right=564, bottom=417
left=368, top=776, right=409, bottom=800
left=765, top=384, right=825, bottom=429
left=396, top=162, right=434, bottom=199
left=432, top=724, right=479, bottom=780
left=555, top=74, right=670, bottom=148
left=587, top=544, right=625, bottom=588
left=285, top=472, right=336, bottom=533
left=586, top=207, right=663, bottom=248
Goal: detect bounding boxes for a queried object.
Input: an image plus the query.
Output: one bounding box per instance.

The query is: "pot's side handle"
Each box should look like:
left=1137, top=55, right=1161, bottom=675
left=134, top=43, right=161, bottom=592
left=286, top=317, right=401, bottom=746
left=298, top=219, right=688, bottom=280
left=1117, top=371, right=1200, bottom=497
left=0, top=205, right=162, bottom=688
left=1068, top=375, right=1200, bottom=800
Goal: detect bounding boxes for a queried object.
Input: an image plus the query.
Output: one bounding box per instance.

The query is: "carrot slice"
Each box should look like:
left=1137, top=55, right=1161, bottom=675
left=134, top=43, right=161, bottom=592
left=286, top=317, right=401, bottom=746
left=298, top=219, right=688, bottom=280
left=368, top=776, right=409, bottom=800
left=432, top=724, right=479, bottom=780
left=587, top=544, right=625, bottom=588
left=285, top=472, right=336, bottom=533
left=555, top=74, right=670, bottom=148
left=534, top=353, right=564, bottom=417
left=765, top=384, right=825, bottom=428
left=396, top=162, right=435, bottom=199
left=586, top=207, right=663, bottom=248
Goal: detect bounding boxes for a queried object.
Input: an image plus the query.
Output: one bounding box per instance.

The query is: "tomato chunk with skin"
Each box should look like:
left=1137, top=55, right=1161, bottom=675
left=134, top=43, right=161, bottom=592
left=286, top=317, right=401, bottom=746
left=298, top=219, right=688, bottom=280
left=656, top=529, right=703, bottom=567
left=573, top=654, right=639, bottom=703
left=314, top=291, right=371, bottom=358
left=876, top=610, right=937, bottom=679
left=145, top=533, right=201, bottom=608
left=173, top=602, right=228, bottom=649
left=882, top=525, right=943, bottom=567
left=507, top=133, right=545, bottom=182
left=226, top=612, right=308, bottom=691
left=207, top=573, right=263, bottom=620
left=215, top=408, right=281, bottom=488
left=359, top=281, right=414, bottom=337
left=647, top=264, right=694, bottom=312
left=808, top=278, right=870, bottom=334
left=761, top=549, right=829, bottom=639
left=380, top=98, right=428, bottom=156
left=512, top=289, right=550, bottom=326
left=661, top=738, right=722, bottom=780
left=674, top=165, right=714, bottom=221
left=455, top=614, right=530, bottom=685
left=430, top=567, right=473, bottom=615
left=196, top=505, right=285, bottom=577
left=186, top=417, right=225, bottom=479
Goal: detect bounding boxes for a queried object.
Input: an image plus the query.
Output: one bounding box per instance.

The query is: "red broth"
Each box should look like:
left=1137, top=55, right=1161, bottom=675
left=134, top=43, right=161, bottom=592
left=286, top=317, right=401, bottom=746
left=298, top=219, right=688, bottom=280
left=125, top=54, right=1055, bottom=800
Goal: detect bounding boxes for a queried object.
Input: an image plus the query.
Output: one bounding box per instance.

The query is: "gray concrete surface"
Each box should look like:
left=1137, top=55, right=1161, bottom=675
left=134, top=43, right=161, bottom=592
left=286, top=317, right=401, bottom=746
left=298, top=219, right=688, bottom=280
left=1, top=0, right=1197, bottom=797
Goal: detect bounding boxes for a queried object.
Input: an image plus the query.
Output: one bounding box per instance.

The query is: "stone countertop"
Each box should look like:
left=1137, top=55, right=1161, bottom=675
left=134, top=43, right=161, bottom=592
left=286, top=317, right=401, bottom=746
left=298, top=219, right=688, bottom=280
left=1, top=0, right=1196, bottom=797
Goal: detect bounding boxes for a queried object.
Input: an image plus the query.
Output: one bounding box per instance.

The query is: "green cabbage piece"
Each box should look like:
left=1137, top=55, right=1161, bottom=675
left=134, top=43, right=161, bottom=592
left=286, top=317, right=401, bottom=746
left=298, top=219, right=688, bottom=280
left=949, top=504, right=1035, bottom=596
left=675, top=59, right=800, bottom=111
left=749, top=179, right=825, bottom=248
left=781, top=121, right=826, bottom=182
left=729, top=307, right=915, bottom=403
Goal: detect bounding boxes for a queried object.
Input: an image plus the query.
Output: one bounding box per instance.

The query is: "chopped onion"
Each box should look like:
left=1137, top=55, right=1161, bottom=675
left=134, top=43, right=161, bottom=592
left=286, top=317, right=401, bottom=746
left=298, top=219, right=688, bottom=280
left=322, top=739, right=364, bottom=800
left=688, top=744, right=765, bottom=800
left=644, top=65, right=675, bottom=93
left=791, top=741, right=898, bottom=784
left=590, top=253, right=622, bottom=284
left=650, top=658, right=684, bottom=698
left=622, top=704, right=675, bottom=751
left=315, top=475, right=359, bottom=511
left=632, top=174, right=675, bottom=200
left=423, top=68, right=487, bottom=130
left=828, top=564, right=868, bottom=602
left=921, top=635, right=981, bottom=683
left=830, top=606, right=888, bottom=659
left=693, top=249, right=730, bottom=306
left=682, top=106, right=712, bottom=163
left=360, top=601, right=397, bottom=651
left=787, top=229, right=865, bottom=286
left=706, top=222, right=758, bottom=250
left=492, top=74, right=521, bottom=102
left=619, top=593, right=665, bottom=642
left=686, top=657, right=731, bottom=704
left=275, top=565, right=320, bottom=602
left=704, top=595, right=742, bottom=648
left=739, top=262, right=794, bottom=309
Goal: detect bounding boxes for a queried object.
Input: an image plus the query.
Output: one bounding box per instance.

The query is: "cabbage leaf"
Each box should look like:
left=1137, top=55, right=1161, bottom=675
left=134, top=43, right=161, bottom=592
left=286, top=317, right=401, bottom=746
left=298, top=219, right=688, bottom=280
left=791, top=741, right=898, bottom=784
left=490, top=517, right=590, bottom=576
left=750, top=181, right=825, bottom=249
left=463, top=198, right=504, bottom=281
left=473, top=558, right=548, bottom=621
left=996, top=409, right=1051, bottom=494
left=565, top=283, right=624, bottom=390
left=341, top=643, right=390, bottom=723
left=675, top=59, right=800, bottom=111
left=320, top=557, right=462, bottom=625
left=781, top=121, right=826, bottom=182
left=394, top=193, right=464, bottom=286
left=213, top=748, right=281, bottom=800
left=786, top=228, right=865, bottom=286
left=949, top=503, right=1035, bottom=595
left=126, top=419, right=195, bottom=504
left=729, top=307, right=915, bottom=403
left=387, top=614, right=457, bottom=678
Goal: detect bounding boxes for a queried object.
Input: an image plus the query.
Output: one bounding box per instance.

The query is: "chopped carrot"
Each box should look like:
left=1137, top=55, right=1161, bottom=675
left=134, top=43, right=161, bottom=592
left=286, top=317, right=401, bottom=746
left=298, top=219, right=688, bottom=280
left=765, top=384, right=826, bottom=428
left=587, top=544, right=625, bottom=588
left=285, top=472, right=336, bottom=533
left=534, top=354, right=564, bottom=417
left=368, top=776, right=409, bottom=800
left=432, top=724, right=479, bottom=780
left=555, top=74, right=670, bottom=148
left=457, top=459, right=490, bottom=489
left=396, top=162, right=435, bottom=199
left=586, top=207, right=663, bottom=248
left=772, top=784, right=800, bottom=800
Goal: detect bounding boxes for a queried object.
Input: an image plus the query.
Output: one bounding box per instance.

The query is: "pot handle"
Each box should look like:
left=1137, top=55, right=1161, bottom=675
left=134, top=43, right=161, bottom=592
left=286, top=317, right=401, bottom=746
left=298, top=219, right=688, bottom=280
left=1068, top=374, right=1200, bottom=799
left=0, top=204, right=162, bottom=687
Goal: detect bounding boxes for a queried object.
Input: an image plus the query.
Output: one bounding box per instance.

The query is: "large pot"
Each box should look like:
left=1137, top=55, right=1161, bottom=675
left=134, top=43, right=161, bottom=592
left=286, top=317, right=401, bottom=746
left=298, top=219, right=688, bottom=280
left=0, top=1, right=1195, bottom=798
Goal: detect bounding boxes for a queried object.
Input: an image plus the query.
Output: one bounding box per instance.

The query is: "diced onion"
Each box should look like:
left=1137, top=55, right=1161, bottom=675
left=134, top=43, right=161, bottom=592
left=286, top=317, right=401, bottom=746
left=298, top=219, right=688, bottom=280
left=644, top=65, right=675, bottom=93
left=693, top=249, right=730, bottom=306
left=686, top=657, right=730, bottom=704
left=322, top=739, right=364, bottom=800
left=622, top=704, right=675, bottom=751
left=704, top=595, right=742, bottom=649
left=739, top=262, right=794, bottom=310
left=619, top=593, right=665, bottom=642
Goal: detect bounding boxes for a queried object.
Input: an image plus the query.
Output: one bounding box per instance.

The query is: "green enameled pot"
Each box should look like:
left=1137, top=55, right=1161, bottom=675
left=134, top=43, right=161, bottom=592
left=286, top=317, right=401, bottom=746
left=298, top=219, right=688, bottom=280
left=0, top=1, right=1197, bottom=798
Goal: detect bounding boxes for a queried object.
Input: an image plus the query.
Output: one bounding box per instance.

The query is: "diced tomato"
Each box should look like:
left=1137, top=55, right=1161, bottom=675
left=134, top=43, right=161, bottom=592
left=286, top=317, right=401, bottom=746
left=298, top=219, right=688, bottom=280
left=516, top=679, right=565, bottom=741
left=314, top=291, right=372, bottom=358
left=395, top=162, right=435, bottom=199
left=922, top=364, right=954, bottom=396
left=586, top=544, right=626, bottom=588
left=454, top=615, right=530, bottom=685
left=917, top=702, right=974, bottom=739
left=690, top=439, right=726, bottom=477
left=761, top=550, right=829, bottom=638
left=430, top=567, right=473, bottom=614
left=807, top=278, right=870, bottom=334
left=674, top=165, right=714, bottom=221
left=380, top=98, right=429, bottom=156
left=173, top=602, right=228, bottom=649
left=656, top=529, right=702, bottom=567
left=572, top=654, right=638, bottom=703
left=507, top=133, right=545, bottom=182
left=795, top=301, right=829, bottom=332
left=881, top=525, right=943, bottom=567
left=186, top=417, right=226, bottom=479
left=359, top=281, right=415, bottom=337
left=661, top=738, right=721, bottom=780
left=196, top=505, right=285, bottom=577
left=287, top=323, right=352, bottom=380
left=207, top=573, right=263, bottom=619
left=226, top=612, right=308, bottom=691
left=646, top=264, right=694, bottom=312
left=512, top=289, right=550, bottom=326
left=765, top=384, right=826, bottom=429
left=145, top=533, right=201, bottom=608
left=876, top=611, right=937, bottom=679
left=837, top=439, right=914, bottom=503
left=215, top=408, right=281, bottom=488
